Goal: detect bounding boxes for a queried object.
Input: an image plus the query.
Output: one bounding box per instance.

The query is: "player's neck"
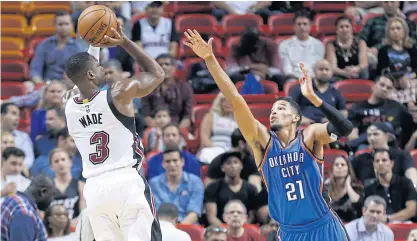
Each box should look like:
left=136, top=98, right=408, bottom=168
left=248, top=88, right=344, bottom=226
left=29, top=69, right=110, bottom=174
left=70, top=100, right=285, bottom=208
left=79, top=86, right=100, bottom=100
left=276, top=129, right=297, bottom=147
left=228, top=226, right=245, bottom=237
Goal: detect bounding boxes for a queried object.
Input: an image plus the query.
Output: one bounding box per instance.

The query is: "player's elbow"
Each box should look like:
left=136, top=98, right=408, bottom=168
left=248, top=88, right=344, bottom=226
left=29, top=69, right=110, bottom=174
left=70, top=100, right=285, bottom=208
left=327, top=120, right=353, bottom=137
left=342, top=120, right=354, bottom=137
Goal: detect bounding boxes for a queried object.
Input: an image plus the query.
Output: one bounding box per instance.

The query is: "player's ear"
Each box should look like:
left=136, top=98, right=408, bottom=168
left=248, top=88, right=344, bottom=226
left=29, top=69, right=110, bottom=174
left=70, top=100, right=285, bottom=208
left=86, top=70, right=95, bottom=79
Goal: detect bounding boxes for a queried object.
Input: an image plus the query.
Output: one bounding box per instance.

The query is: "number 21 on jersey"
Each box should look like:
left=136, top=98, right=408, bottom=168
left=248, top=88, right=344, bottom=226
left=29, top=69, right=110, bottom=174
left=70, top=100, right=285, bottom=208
left=285, top=180, right=305, bottom=201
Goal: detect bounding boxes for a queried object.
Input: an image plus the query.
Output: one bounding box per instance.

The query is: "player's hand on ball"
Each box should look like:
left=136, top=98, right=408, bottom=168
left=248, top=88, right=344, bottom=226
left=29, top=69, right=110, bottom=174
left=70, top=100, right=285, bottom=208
left=93, top=19, right=126, bottom=48
left=183, top=29, right=213, bottom=60
left=298, top=63, right=315, bottom=99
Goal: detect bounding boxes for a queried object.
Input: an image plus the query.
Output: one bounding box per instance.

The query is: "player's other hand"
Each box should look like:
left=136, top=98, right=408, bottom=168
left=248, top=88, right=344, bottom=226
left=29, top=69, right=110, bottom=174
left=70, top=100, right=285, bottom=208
left=93, top=19, right=126, bottom=48
left=298, top=63, right=316, bottom=98
left=183, top=29, right=213, bottom=60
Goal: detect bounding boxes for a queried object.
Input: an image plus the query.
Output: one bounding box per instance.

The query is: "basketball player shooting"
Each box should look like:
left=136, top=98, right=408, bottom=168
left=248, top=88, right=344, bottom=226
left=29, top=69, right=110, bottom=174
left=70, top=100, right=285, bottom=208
left=64, top=21, right=164, bottom=241
left=184, top=29, right=353, bottom=241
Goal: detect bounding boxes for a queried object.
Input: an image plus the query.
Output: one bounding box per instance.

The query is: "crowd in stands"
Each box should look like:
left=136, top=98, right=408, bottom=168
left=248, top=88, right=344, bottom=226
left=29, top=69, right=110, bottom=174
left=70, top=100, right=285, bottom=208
left=1, top=1, right=417, bottom=241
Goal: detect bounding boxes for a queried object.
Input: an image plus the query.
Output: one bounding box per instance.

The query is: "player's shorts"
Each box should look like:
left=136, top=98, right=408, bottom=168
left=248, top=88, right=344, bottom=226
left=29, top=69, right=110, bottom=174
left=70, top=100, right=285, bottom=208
left=277, top=211, right=350, bottom=241
left=83, top=165, right=162, bottom=241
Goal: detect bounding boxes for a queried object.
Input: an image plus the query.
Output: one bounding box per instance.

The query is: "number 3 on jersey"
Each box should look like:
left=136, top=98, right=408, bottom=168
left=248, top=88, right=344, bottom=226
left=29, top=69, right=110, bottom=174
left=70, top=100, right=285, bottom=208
left=89, top=131, right=110, bottom=164
left=285, top=180, right=305, bottom=201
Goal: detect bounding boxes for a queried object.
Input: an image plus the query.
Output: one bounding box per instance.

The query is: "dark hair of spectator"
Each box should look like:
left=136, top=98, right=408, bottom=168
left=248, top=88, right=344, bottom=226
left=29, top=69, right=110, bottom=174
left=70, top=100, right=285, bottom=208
left=153, top=106, right=170, bottom=117
left=43, top=204, right=71, bottom=236
left=1, top=102, right=18, bottom=115
left=372, top=148, right=393, bottom=160
left=47, top=107, right=66, bottom=120
left=157, top=203, right=179, bottom=219
left=163, top=146, right=182, bottom=157
left=275, top=97, right=302, bottom=127
left=156, top=53, right=176, bottom=65
left=101, top=59, right=123, bottom=72
left=293, top=9, right=313, bottom=23
left=48, top=148, right=70, bottom=165
left=54, top=11, right=71, bottom=23
left=2, top=146, right=25, bottom=161
left=162, top=123, right=181, bottom=135
left=231, top=128, right=245, bottom=148
left=335, top=15, right=353, bottom=26
left=65, top=52, right=96, bottom=83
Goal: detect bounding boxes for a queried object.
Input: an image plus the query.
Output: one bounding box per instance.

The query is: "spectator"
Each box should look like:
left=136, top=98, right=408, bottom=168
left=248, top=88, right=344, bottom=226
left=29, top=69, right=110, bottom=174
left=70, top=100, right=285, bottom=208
left=141, top=54, right=193, bottom=129
left=290, top=59, right=347, bottom=125
left=1, top=147, right=31, bottom=198
left=364, top=149, right=417, bottom=222
left=1, top=175, right=56, bottom=241
left=205, top=151, right=259, bottom=225
left=30, top=12, right=84, bottom=82
left=227, top=27, right=278, bottom=82
left=326, top=16, right=368, bottom=80
left=1, top=102, right=34, bottom=169
left=149, top=148, right=204, bottom=224
left=131, top=1, right=151, bottom=14
left=377, top=17, right=417, bottom=76
left=31, top=128, right=82, bottom=181
left=405, top=101, right=417, bottom=151
left=403, top=2, right=417, bottom=16
left=223, top=200, right=266, bottom=241
left=261, top=220, right=279, bottom=241
left=204, top=225, right=228, bottom=241
left=49, top=148, right=85, bottom=221
left=345, top=2, right=384, bottom=23
left=386, top=63, right=417, bottom=104
left=146, top=107, right=172, bottom=152
left=34, top=108, right=66, bottom=157
left=407, top=229, right=417, bottom=241
left=352, top=123, right=417, bottom=186
left=198, top=93, right=238, bottom=164
left=44, top=204, right=75, bottom=241
left=212, top=1, right=272, bottom=23
left=147, top=123, right=200, bottom=179
left=359, top=1, right=416, bottom=66
left=1, top=131, right=15, bottom=153
left=279, top=9, right=325, bottom=86
left=158, top=203, right=192, bottom=241
left=348, top=76, right=411, bottom=148
left=30, top=80, right=67, bottom=142
left=345, top=195, right=394, bottom=241
left=132, top=1, right=179, bottom=58
left=325, top=156, right=362, bottom=222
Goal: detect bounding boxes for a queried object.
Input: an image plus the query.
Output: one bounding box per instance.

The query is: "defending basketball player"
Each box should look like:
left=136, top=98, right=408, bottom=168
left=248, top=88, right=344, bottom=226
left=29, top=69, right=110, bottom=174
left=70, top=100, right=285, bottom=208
left=64, top=21, right=163, bottom=241
left=184, top=29, right=352, bottom=241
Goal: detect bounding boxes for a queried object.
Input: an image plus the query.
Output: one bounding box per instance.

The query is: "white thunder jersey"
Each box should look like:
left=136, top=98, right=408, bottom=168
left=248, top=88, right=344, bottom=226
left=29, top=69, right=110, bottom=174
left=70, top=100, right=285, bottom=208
left=65, top=90, right=144, bottom=178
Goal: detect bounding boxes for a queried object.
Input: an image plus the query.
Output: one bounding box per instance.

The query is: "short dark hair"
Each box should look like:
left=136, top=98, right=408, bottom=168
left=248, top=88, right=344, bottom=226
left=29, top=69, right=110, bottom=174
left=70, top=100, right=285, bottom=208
left=293, top=9, right=313, bottom=23
left=163, top=147, right=182, bottom=157
left=153, top=106, right=170, bottom=117
left=275, top=97, right=302, bottom=127
left=372, top=148, right=392, bottom=160
left=57, top=127, right=70, bottom=139
left=364, top=195, right=387, bottom=210
left=47, top=107, right=66, bottom=120
left=231, top=128, right=245, bottom=148
left=101, top=59, right=123, bottom=72
left=1, top=102, right=18, bottom=115
left=335, top=15, right=353, bottom=26
left=156, top=53, right=175, bottom=65
left=162, top=123, right=181, bottom=135
left=65, top=52, right=96, bottom=83
left=2, top=146, right=25, bottom=161
left=157, top=203, right=179, bottom=219
left=54, top=11, right=71, bottom=21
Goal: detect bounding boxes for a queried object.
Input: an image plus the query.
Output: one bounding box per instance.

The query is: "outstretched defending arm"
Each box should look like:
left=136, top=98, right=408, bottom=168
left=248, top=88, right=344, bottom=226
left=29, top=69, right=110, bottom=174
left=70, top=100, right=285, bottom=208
left=183, top=29, right=268, bottom=152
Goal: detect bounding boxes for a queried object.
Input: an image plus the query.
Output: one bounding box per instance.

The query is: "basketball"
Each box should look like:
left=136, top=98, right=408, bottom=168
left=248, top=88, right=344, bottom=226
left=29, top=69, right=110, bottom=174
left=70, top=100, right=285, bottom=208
left=77, top=5, right=118, bottom=45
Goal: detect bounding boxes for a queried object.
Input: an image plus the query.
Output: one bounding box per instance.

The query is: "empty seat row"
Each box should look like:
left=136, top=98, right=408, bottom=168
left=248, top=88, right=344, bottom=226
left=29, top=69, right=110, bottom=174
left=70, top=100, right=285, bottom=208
left=1, top=1, right=71, bottom=15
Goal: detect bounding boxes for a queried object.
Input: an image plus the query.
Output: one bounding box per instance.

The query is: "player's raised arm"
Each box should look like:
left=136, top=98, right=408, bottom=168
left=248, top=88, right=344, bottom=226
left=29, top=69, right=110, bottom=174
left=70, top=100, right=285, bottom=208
left=94, top=21, right=165, bottom=99
left=298, top=63, right=353, bottom=144
left=183, top=29, right=268, bottom=148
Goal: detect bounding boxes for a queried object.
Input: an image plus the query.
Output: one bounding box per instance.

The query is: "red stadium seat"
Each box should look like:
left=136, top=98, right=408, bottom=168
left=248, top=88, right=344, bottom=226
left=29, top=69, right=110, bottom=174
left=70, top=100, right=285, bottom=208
left=200, top=165, right=208, bottom=182
left=194, top=94, right=278, bottom=105
left=388, top=223, right=417, bottom=240
left=268, top=14, right=295, bottom=36
left=321, top=35, right=337, bottom=46
left=1, top=37, right=25, bottom=60
left=26, top=1, right=72, bottom=15
left=175, top=14, right=217, bottom=35
left=354, top=148, right=372, bottom=158
left=176, top=224, right=204, bottom=241
left=192, top=104, right=211, bottom=126
left=221, top=14, right=263, bottom=37
left=29, top=14, right=56, bottom=37
left=333, top=79, right=374, bottom=102
left=274, top=36, right=291, bottom=48
left=249, top=103, right=271, bottom=124
left=304, top=1, right=349, bottom=13
left=324, top=149, right=348, bottom=167
left=18, top=107, right=32, bottom=133
left=411, top=149, right=417, bottom=166
left=179, top=36, right=222, bottom=58
left=283, top=79, right=299, bottom=97
left=1, top=59, right=29, bottom=81
left=1, top=14, right=28, bottom=37
left=409, top=12, right=417, bottom=24
left=23, top=37, right=46, bottom=61
left=1, top=1, right=27, bottom=14
left=235, top=80, right=279, bottom=94
left=0, top=81, right=27, bottom=100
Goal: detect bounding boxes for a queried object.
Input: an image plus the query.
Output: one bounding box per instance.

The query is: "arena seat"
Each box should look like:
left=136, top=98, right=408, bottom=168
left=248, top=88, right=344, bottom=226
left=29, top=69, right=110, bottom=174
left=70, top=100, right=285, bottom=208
left=192, top=104, right=211, bottom=127
left=1, top=59, right=29, bottom=81
left=409, top=12, right=417, bottom=24
left=194, top=94, right=278, bottom=106
left=354, top=148, right=372, bottom=158
left=248, top=103, right=271, bottom=124
left=268, top=13, right=295, bottom=37
left=29, top=14, right=56, bottom=37
left=235, top=80, right=279, bottom=94
left=23, top=37, right=46, bottom=61
left=175, top=14, right=218, bottom=35
left=333, top=79, right=374, bottom=102
left=388, top=223, right=417, bottom=240
left=179, top=36, right=222, bottom=58
left=274, top=36, right=291, bottom=50
left=1, top=14, right=28, bottom=37
left=321, top=35, right=337, bottom=46
left=200, top=165, right=209, bottom=183
left=1, top=1, right=27, bottom=14
left=304, top=1, right=350, bottom=13
left=18, top=107, right=32, bottom=133
left=221, top=14, right=263, bottom=37
left=26, top=1, right=71, bottom=15
left=283, top=79, right=298, bottom=97
left=1, top=37, right=25, bottom=60
left=324, top=149, right=348, bottom=167
left=0, top=81, right=27, bottom=100
left=176, top=224, right=204, bottom=241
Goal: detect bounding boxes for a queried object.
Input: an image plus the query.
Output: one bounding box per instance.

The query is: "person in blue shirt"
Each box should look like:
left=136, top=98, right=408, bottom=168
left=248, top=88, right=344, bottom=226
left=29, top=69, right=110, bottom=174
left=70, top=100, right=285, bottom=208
left=149, top=148, right=204, bottom=224
left=1, top=175, right=56, bottom=241
left=34, top=107, right=66, bottom=157
left=185, top=30, right=353, bottom=241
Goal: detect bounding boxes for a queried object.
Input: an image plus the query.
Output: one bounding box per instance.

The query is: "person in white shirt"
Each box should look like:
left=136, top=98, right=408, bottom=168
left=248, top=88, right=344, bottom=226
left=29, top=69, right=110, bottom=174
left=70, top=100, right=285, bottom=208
left=279, top=9, right=325, bottom=84
left=1, top=147, right=31, bottom=198
left=1, top=103, right=34, bottom=170
left=158, top=203, right=192, bottom=241
left=345, top=195, right=394, bottom=241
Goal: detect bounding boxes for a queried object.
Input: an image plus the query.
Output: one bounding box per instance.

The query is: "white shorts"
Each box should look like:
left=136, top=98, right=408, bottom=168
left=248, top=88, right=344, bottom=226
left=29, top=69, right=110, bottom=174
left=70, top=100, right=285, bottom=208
left=83, top=166, right=161, bottom=241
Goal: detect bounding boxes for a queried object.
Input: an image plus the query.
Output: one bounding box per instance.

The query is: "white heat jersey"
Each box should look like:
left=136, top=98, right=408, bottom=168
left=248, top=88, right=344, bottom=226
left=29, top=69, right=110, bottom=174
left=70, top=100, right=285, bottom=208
left=65, top=90, right=144, bottom=178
